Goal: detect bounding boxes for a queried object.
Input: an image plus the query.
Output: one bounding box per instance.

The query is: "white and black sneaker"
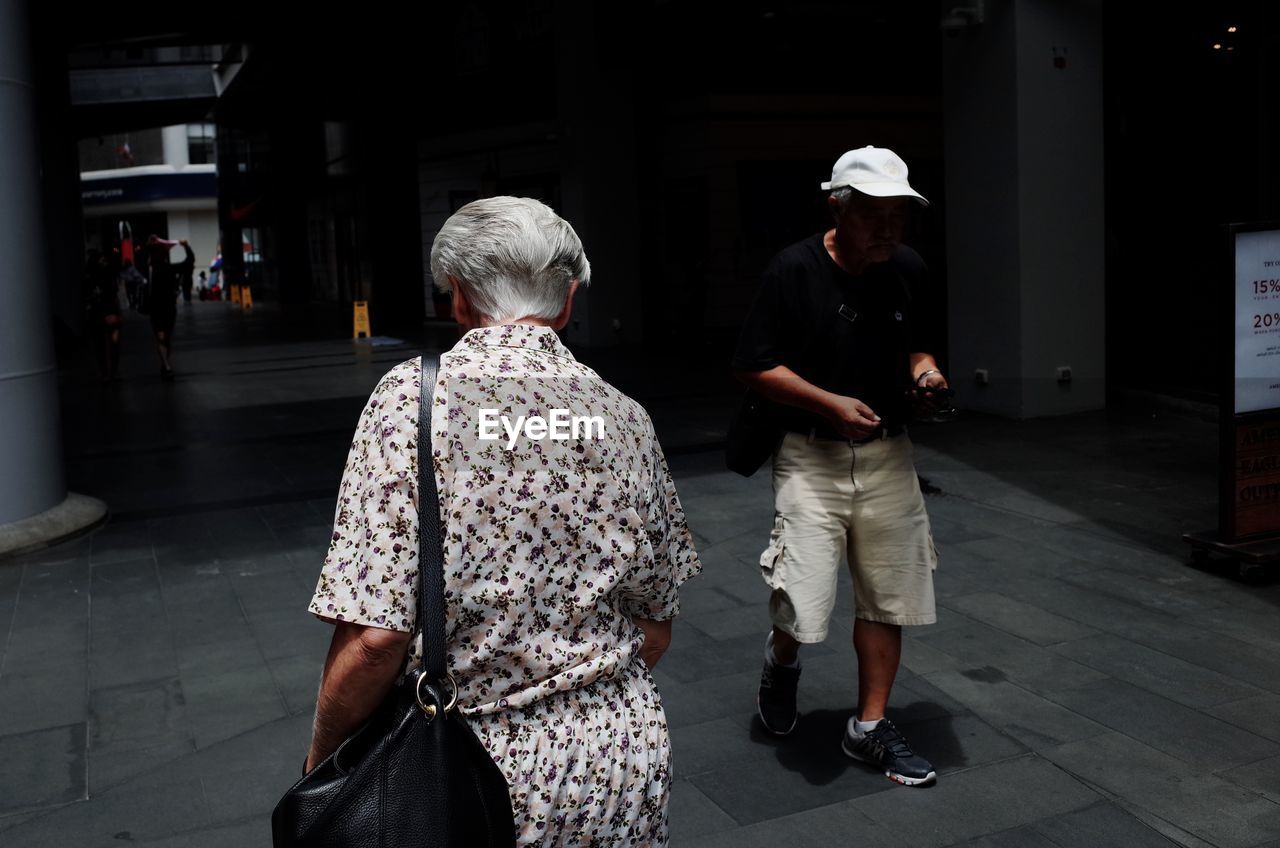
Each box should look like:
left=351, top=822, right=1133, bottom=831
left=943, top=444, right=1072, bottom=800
left=842, top=718, right=936, bottom=786
left=757, top=636, right=801, bottom=735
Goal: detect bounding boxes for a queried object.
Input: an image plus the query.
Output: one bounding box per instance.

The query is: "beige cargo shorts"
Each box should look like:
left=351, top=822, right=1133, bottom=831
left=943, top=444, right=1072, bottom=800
left=759, top=429, right=938, bottom=642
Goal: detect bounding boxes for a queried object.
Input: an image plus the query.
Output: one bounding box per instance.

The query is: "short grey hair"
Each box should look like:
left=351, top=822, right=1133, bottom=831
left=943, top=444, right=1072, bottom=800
left=829, top=186, right=857, bottom=215
left=430, top=196, right=591, bottom=323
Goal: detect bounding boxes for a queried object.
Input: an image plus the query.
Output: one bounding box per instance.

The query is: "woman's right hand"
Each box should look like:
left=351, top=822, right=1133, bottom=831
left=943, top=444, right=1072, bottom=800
left=634, top=618, right=672, bottom=669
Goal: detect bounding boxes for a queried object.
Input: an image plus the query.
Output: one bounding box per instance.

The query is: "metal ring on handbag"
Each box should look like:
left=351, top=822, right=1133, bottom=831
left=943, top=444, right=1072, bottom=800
left=414, top=672, right=458, bottom=720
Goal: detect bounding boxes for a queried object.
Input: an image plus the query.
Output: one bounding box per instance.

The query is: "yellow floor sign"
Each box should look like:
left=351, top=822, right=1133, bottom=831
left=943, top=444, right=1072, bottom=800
left=353, top=301, right=371, bottom=338
left=230, top=284, right=241, bottom=305
left=242, top=285, right=253, bottom=310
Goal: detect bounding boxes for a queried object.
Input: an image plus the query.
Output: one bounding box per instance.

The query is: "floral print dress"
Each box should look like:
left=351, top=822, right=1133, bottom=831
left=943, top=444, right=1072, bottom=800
left=309, top=324, right=701, bottom=846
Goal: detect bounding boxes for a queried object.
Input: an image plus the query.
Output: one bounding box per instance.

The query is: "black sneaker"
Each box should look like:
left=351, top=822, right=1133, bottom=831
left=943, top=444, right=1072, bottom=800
left=842, top=718, right=936, bottom=786
left=757, top=659, right=801, bottom=735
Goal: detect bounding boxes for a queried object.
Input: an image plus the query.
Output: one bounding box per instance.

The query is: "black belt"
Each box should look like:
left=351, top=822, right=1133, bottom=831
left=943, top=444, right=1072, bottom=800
left=785, top=423, right=905, bottom=444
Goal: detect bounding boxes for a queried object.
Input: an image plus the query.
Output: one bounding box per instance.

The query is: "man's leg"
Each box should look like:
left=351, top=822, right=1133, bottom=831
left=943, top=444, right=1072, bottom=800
left=770, top=627, right=801, bottom=666
left=841, top=434, right=937, bottom=785
left=757, top=433, right=851, bottom=735
left=853, top=618, right=901, bottom=722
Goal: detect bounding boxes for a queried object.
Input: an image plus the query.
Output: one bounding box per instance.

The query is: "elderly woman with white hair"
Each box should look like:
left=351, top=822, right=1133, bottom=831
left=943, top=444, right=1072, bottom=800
left=303, top=196, right=701, bottom=845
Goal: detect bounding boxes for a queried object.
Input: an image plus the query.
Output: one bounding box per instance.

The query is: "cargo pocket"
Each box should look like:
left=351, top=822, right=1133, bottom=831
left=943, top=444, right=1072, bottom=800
left=759, top=514, right=788, bottom=590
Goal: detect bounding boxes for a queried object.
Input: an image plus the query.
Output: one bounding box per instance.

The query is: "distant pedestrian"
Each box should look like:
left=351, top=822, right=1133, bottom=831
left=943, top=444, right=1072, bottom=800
left=84, top=249, right=123, bottom=382
left=120, top=259, right=145, bottom=309
left=145, top=235, right=191, bottom=380
left=208, top=253, right=221, bottom=299
left=176, top=238, right=195, bottom=303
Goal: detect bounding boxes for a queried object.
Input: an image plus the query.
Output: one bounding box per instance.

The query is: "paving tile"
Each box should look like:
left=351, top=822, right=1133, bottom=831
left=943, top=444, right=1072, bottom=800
left=995, top=574, right=1178, bottom=636
left=684, top=599, right=773, bottom=642
left=182, top=665, right=288, bottom=749
left=89, top=558, right=166, bottom=627
left=1058, top=568, right=1231, bottom=617
left=673, top=584, right=744, bottom=618
left=915, top=619, right=1108, bottom=696
left=13, top=536, right=92, bottom=568
left=0, top=662, right=89, bottom=736
left=10, top=564, right=89, bottom=619
left=944, top=537, right=1096, bottom=583
left=90, top=737, right=197, bottom=794
left=671, top=713, right=787, bottom=779
left=922, top=670, right=1108, bottom=751
left=656, top=667, right=764, bottom=730
left=1043, top=732, right=1280, bottom=848
left=88, top=526, right=154, bottom=566
left=0, top=561, right=24, bottom=595
left=0, top=724, right=87, bottom=814
left=0, top=774, right=211, bottom=847
left=896, top=710, right=1028, bottom=776
left=199, top=759, right=305, bottom=824
left=1185, top=606, right=1280, bottom=654
left=1030, top=799, right=1185, bottom=848
left=1104, top=620, right=1280, bottom=698
left=1208, top=695, right=1280, bottom=744
left=941, top=592, right=1098, bottom=646
left=848, top=753, right=1100, bottom=847
left=89, top=627, right=179, bottom=689
left=90, top=677, right=189, bottom=754
left=687, top=718, right=900, bottom=825
left=960, top=825, right=1059, bottom=847
left=248, top=612, right=331, bottom=662
left=0, top=808, right=55, bottom=832
left=1044, top=678, right=1280, bottom=770
left=267, top=654, right=322, bottom=715
left=228, top=569, right=312, bottom=616
left=659, top=626, right=835, bottom=686
left=3, top=618, right=89, bottom=673
left=671, top=802, right=895, bottom=848
left=890, top=673, right=976, bottom=723
left=1222, top=754, right=1280, bottom=805
left=925, top=514, right=1000, bottom=545
left=257, top=501, right=318, bottom=530
left=1050, top=633, right=1266, bottom=709
left=668, top=779, right=738, bottom=842
left=136, top=817, right=268, bottom=848
left=901, top=636, right=964, bottom=676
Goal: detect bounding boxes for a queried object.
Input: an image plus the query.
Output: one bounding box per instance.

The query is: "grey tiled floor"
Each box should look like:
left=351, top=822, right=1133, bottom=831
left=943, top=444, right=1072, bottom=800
left=1, top=303, right=1277, bottom=847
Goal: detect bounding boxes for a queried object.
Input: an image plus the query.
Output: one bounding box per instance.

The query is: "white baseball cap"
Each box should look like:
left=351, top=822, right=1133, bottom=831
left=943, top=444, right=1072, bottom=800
left=821, top=146, right=929, bottom=206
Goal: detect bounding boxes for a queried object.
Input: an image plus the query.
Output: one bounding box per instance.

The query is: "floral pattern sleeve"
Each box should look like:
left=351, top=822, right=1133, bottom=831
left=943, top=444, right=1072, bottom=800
left=615, top=421, right=701, bottom=622
left=308, top=365, right=421, bottom=632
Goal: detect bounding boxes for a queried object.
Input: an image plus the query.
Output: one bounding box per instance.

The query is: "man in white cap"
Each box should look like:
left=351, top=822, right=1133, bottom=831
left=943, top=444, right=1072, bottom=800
left=731, top=146, right=949, bottom=786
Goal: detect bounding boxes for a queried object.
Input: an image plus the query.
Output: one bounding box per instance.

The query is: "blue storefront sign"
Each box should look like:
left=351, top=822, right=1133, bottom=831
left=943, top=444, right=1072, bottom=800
left=81, top=171, right=217, bottom=206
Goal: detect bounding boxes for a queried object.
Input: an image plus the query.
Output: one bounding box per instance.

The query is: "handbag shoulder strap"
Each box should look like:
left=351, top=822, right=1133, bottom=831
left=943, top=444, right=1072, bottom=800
left=417, top=353, right=447, bottom=681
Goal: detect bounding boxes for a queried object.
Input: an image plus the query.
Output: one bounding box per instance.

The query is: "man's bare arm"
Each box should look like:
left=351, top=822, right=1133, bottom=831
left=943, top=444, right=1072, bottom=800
left=735, top=365, right=881, bottom=439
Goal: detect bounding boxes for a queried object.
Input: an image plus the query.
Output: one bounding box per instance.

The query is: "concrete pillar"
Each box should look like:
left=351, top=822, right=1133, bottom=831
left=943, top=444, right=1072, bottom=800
left=0, top=0, right=66, bottom=523
left=943, top=0, right=1105, bottom=417
left=162, top=124, right=190, bottom=170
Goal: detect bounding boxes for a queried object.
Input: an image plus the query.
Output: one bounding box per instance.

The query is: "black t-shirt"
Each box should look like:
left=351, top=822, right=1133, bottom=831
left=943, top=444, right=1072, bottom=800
left=731, top=234, right=935, bottom=432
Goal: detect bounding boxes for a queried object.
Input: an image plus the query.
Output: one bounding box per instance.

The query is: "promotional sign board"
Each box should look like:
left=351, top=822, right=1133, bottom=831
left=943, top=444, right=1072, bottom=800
left=1223, top=225, right=1280, bottom=542
left=1233, top=229, right=1280, bottom=413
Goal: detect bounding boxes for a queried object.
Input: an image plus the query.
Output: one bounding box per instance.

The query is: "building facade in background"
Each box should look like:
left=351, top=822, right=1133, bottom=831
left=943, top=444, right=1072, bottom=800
left=79, top=123, right=220, bottom=278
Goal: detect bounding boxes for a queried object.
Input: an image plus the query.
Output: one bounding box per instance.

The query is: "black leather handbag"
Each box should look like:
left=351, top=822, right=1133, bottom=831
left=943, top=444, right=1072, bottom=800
left=724, top=390, right=782, bottom=477
left=272, top=354, right=516, bottom=848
